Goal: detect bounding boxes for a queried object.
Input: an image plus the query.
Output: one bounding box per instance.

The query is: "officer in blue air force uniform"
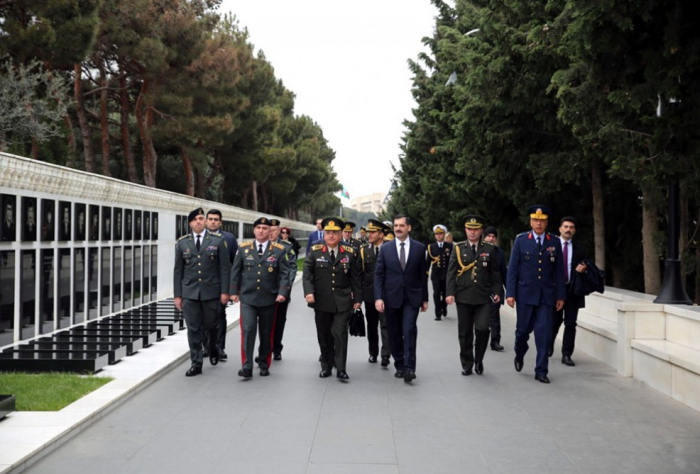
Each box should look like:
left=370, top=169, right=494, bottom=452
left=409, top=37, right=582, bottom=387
left=506, top=205, right=565, bottom=384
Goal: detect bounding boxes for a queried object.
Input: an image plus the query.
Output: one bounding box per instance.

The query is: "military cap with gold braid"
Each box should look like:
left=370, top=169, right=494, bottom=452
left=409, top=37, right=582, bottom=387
left=188, top=207, right=205, bottom=222
left=342, top=221, right=356, bottom=232
left=253, top=216, right=272, bottom=227
left=269, top=218, right=281, bottom=226
left=462, top=215, right=485, bottom=229
left=527, top=205, right=550, bottom=220
left=321, top=217, right=343, bottom=231
left=433, top=224, right=447, bottom=234
left=365, top=218, right=385, bottom=232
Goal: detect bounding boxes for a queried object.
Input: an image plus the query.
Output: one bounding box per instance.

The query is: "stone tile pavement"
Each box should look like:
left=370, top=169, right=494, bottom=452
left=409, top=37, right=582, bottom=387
left=6, top=279, right=700, bottom=474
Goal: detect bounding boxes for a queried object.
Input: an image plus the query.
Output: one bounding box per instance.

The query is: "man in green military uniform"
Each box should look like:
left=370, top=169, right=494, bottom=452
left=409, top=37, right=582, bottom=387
left=359, top=227, right=369, bottom=245
left=174, top=208, right=231, bottom=377
left=230, top=217, right=291, bottom=378
left=341, top=221, right=362, bottom=249
left=268, top=218, right=297, bottom=360
left=446, top=215, right=503, bottom=376
left=303, top=217, right=362, bottom=381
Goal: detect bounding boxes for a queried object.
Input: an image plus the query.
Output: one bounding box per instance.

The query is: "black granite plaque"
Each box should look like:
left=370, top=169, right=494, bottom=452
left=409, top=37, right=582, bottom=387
left=182, top=215, right=188, bottom=237
left=142, top=246, right=150, bottom=303
left=133, top=246, right=142, bottom=305
left=40, top=249, right=55, bottom=334
left=1, top=194, right=17, bottom=242
left=75, top=203, right=86, bottom=242
left=20, top=250, right=36, bottom=340
left=74, top=248, right=85, bottom=323
left=58, top=249, right=71, bottom=325
left=152, top=212, right=158, bottom=240
left=113, top=208, right=123, bottom=241
left=112, top=247, right=122, bottom=312
left=134, top=210, right=142, bottom=240
left=102, top=206, right=111, bottom=241
left=176, top=215, right=182, bottom=239
left=88, top=205, right=99, bottom=241
left=123, top=246, right=132, bottom=309
left=88, top=248, right=99, bottom=318
left=151, top=245, right=158, bottom=296
left=22, top=197, right=38, bottom=241
left=124, top=209, right=132, bottom=241
left=41, top=199, right=55, bottom=242
left=59, top=201, right=71, bottom=241
left=143, top=211, right=150, bottom=240
left=101, top=248, right=111, bottom=315
left=0, top=251, right=15, bottom=347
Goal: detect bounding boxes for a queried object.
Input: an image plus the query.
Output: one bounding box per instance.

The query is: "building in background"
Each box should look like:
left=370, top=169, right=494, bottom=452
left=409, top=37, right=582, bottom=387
left=350, top=192, right=386, bottom=214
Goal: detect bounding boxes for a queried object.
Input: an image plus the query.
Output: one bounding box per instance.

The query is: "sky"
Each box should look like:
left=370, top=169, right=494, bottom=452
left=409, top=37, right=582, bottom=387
left=219, top=1, right=438, bottom=201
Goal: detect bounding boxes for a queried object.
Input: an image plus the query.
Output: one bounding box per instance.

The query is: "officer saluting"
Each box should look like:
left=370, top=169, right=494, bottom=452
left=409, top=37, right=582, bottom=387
left=445, top=215, right=503, bottom=376
left=303, top=218, right=362, bottom=381
left=426, top=224, right=453, bottom=321
left=507, top=205, right=566, bottom=384
left=174, top=208, right=231, bottom=377
left=230, top=217, right=291, bottom=379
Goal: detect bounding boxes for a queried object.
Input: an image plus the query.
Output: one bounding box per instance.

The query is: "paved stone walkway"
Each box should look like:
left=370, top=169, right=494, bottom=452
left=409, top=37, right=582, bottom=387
left=23, top=282, right=700, bottom=474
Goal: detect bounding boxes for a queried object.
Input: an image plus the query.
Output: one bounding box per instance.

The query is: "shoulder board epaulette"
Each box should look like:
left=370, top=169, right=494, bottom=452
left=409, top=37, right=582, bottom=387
left=515, top=232, right=528, bottom=239
left=481, top=241, right=494, bottom=247
left=240, top=241, right=254, bottom=248
left=271, top=242, right=285, bottom=250
left=177, top=234, right=189, bottom=242
left=279, top=240, right=292, bottom=247
left=455, top=240, right=468, bottom=246
left=341, top=245, right=355, bottom=253
left=312, top=244, right=324, bottom=251
left=209, top=231, right=222, bottom=237
left=360, top=242, right=370, bottom=249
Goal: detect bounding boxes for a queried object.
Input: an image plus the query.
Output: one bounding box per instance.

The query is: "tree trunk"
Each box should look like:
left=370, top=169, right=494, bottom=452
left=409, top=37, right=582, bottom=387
left=74, top=63, right=95, bottom=172
left=641, top=190, right=661, bottom=295
left=31, top=138, right=39, bottom=159
left=679, top=187, right=689, bottom=289
left=591, top=156, right=606, bottom=270
left=181, top=146, right=194, bottom=196
left=63, top=114, right=77, bottom=168
left=195, top=166, right=206, bottom=198
left=98, top=60, right=111, bottom=177
left=135, top=78, right=158, bottom=187
left=251, top=180, right=258, bottom=211
left=118, top=72, right=138, bottom=183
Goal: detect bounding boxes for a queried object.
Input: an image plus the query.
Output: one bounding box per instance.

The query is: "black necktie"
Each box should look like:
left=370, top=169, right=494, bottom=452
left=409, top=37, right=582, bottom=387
left=330, top=249, right=336, bottom=263
left=375, top=246, right=379, bottom=257
left=471, top=244, right=476, bottom=255
left=537, top=237, right=542, bottom=250
left=400, top=242, right=406, bottom=270
left=258, top=243, right=263, bottom=255
left=196, top=235, right=201, bottom=251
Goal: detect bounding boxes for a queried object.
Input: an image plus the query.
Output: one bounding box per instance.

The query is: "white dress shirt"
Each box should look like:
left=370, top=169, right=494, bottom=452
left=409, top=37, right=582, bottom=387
left=396, top=237, right=411, bottom=261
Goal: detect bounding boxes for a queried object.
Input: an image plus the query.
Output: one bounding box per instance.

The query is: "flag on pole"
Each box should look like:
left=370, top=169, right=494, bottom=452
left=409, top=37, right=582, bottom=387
left=340, top=185, right=350, bottom=199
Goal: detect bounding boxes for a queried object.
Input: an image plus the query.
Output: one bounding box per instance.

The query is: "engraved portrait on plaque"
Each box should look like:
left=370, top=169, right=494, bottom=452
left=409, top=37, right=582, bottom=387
left=59, top=201, right=71, bottom=241
left=102, top=206, right=111, bottom=241
left=22, top=197, right=37, bottom=241
left=143, top=211, right=150, bottom=240
left=152, top=212, right=158, bottom=240
left=114, top=208, right=122, bottom=241
left=134, top=210, right=142, bottom=240
left=125, top=209, right=132, bottom=241
left=176, top=215, right=182, bottom=239
left=89, top=205, right=99, bottom=241
left=75, top=203, right=86, bottom=241
left=1, top=194, right=16, bottom=242
left=41, top=199, right=55, bottom=242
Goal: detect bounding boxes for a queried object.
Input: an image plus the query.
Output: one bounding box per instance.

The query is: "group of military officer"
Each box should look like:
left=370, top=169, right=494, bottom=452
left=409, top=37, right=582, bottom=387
left=175, top=203, right=573, bottom=385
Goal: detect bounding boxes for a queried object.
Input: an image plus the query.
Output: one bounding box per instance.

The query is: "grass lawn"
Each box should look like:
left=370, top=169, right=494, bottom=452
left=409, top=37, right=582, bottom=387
left=297, top=257, right=304, bottom=272
left=0, top=372, right=113, bottom=411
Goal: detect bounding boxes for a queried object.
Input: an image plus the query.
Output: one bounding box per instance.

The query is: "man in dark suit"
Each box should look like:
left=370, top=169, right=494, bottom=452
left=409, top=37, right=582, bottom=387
left=174, top=208, right=231, bottom=377
left=483, top=226, right=507, bottom=351
left=230, top=217, right=291, bottom=378
left=446, top=216, right=503, bottom=376
left=507, top=205, right=565, bottom=384
left=359, top=219, right=391, bottom=366
left=374, top=215, right=429, bottom=383
left=549, top=216, right=588, bottom=366
left=306, top=218, right=324, bottom=255
left=205, top=209, right=238, bottom=361
left=426, top=224, right=453, bottom=321
left=303, top=218, right=362, bottom=381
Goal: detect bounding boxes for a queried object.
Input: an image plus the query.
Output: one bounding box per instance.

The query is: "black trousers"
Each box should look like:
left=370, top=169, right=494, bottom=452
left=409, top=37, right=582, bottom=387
left=365, top=302, right=390, bottom=358
left=314, top=309, right=350, bottom=372
left=432, top=278, right=447, bottom=317
left=272, top=300, right=290, bottom=355
left=551, top=297, right=580, bottom=356
left=205, top=302, right=228, bottom=351
left=456, top=302, right=491, bottom=371
left=184, top=298, right=218, bottom=367
left=489, top=303, right=502, bottom=345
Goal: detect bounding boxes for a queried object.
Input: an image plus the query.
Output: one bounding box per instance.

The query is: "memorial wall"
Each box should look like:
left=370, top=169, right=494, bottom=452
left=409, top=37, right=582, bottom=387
left=0, top=152, right=314, bottom=350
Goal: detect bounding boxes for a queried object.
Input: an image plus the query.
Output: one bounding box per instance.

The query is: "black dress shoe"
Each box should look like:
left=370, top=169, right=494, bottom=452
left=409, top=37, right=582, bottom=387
left=462, top=368, right=473, bottom=376
left=547, top=347, right=554, bottom=357
left=403, top=371, right=416, bottom=383
left=260, top=367, right=270, bottom=376
left=514, top=357, right=523, bottom=372
left=318, top=355, right=323, bottom=362
left=394, top=370, right=404, bottom=378
left=380, top=357, right=390, bottom=367
left=336, top=370, right=349, bottom=381
left=209, top=349, right=219, bottom=366
left=535, top=374, right=550, bottom=384
left=434, top=317, right=442, bottom=321
left=273, top=353, right=282, bottom=361
left=368, top=355, right=377, bottom=363
left=319, top=369, right=332, bottom=378
left=185, top=366, right=202, bottom=377
left=475, top=361, right=484, bottom=375
left=219, top=349, right=228, bottom=360
left=254, top=356, right=260, bottom=363
left=202, top=348, right=209, bottom=358
left=562, top=355, right=575, bottom=366
left=490, top=343, right=504, bottom=352
left=238, top=368, right=253, bottom=379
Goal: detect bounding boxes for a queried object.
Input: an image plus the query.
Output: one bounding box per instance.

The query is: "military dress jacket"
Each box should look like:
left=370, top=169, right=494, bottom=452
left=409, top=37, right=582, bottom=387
left=426, top=241, right=453, bottom=281
left=303, top=244, right=362, bottom=313
left=173, top=231, right=231, bottom=301
left=358, top=243, right=382, bottom=303
left=230, top=240, right=291, bottom=307
left=506, top=231, right=566, bottom=306
left=446, top=241, right=503, bottom=305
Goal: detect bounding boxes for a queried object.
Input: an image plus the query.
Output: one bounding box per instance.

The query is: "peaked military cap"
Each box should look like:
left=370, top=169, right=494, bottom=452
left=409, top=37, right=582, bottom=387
left=253, top=217, right=272, bottom=227
left=462, top=215, right=485, bottom=229
left=322, top=217, right=343, bottom=231
left=188, top=207, right=205, bottom=222
left=342, top=221, right=356, bottom=232
left=384, top=229, right=395, bottom=241
left=269, top=218, right=281, bottom=226
left=433, top=224, right=447, bottom=234
left=366, top=219, right=385, bottom=232
left=527, top=205, right=550, bottom=220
